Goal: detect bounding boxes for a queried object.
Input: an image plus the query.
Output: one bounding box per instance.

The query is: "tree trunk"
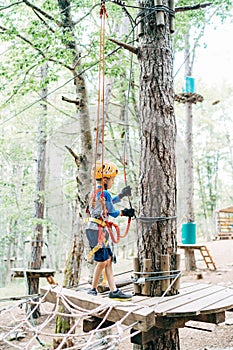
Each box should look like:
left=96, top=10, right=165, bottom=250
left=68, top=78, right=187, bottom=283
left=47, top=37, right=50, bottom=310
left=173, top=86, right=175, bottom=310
left=56, top=0, right=93, bottom=289
left=55, top=1, right=93, bottom=342
left=136, top=0, right=179, bottom=349
left=28, top=63, right=48, bottom=318
left=184, top=32, right=195, bottom=222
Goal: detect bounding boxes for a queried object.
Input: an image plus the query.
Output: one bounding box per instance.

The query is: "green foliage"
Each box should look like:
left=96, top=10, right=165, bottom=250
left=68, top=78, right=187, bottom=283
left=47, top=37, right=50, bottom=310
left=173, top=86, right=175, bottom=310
left=174, top=0, right=233, bottom=52
left=0, top=0, right=232, bottom=281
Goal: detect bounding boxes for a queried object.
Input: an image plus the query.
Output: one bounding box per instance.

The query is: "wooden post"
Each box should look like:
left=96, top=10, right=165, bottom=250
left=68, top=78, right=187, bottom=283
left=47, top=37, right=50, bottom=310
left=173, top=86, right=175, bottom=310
left=169, top=0, right=175, bottom=33
left=161, top=255, right=170, bottom=292
left=141, top=258, right=152, bottom=296
left=133, top=257, right=141, bottom=295
left=137, top=2, right=144, bottom=38
left=154, top=0, right=165, bottom=26
left=184, top=247, right=196, bottom=271
left=174, top=253, right=181, bottom=292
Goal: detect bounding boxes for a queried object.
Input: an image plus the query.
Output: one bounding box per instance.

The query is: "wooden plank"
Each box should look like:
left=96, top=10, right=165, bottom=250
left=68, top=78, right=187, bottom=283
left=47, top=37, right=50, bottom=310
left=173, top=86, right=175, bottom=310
left=153, top=285, right=228, bottom=316
left=40, top=286, right=155, bottom=332
left=130, top=327, right=165, bottom=345
left=135, top=283, right=215, bottom=308
left=162, top=287, right=233, bottom=316
left=83, top=316, right=114, bottom=332
left=190, top=311, right=225, bottom=324
left=199, top=293, right=233, bottom=313
left=154, top=316, right=186, bottom=329
left=153, top=311, right=225, bottom=329
left=177, top=244, right=205, bottom=249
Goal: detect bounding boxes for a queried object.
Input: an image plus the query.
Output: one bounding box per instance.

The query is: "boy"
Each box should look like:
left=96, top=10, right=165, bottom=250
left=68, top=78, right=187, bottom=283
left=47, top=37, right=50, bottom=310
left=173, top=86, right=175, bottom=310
left=85, top=161, right=134, bottom=300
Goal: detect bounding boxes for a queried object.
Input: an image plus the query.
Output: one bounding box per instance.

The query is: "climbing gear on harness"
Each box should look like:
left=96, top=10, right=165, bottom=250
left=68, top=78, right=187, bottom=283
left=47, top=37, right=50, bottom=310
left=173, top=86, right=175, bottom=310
left=121, top=208, right=135, bottom=218
left=87, top=217, right=107, bottom=227
left=86, top=214, right=131, bottom=259
left=118, top=185, right=132, bottom=199
left=94, top=161, right=119, bottom=180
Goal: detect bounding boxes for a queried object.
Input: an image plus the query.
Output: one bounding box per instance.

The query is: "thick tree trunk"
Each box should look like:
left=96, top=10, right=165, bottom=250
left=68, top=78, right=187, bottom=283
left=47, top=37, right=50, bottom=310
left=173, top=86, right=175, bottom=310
left=136, top=0, right=179, bottom=349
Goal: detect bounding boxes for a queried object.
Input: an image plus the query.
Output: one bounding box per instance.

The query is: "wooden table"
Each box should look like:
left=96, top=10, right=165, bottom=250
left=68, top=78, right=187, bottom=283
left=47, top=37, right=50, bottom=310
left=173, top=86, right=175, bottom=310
left=11, top=268, right=56, bottom=278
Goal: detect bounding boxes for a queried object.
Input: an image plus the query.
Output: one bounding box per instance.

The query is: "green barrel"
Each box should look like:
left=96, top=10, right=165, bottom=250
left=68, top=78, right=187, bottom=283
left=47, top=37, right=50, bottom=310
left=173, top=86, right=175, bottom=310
left=181, top=222, right=196, bottom=244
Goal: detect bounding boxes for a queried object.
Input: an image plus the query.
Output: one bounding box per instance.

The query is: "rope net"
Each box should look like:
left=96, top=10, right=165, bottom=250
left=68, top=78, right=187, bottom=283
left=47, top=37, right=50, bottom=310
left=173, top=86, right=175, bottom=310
left=0, top=286, right=140, bottom=350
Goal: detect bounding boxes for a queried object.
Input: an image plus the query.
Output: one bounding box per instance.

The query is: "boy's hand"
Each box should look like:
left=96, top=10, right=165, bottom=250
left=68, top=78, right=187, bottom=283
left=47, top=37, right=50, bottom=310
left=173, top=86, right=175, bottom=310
left=118, top=185, right=132, bottom=199
left=121, top=208, right=135, bottom=218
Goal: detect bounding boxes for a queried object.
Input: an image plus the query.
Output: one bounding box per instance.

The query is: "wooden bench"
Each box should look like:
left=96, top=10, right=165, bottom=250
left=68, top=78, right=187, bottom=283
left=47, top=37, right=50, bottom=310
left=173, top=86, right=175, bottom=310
left=11, top=268, right=56, bottom=284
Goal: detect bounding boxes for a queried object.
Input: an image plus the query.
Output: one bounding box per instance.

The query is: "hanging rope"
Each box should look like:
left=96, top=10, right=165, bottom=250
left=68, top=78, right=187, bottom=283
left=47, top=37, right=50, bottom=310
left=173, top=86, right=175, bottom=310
left=85, top=1, right=134, bottom=255
left=92, top=1, right=108, bottom=200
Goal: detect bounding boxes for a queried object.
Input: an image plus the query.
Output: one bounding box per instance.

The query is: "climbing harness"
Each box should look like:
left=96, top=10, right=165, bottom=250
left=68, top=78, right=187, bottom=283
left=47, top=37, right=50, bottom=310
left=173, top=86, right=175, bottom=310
left=86, top=216, right=130, bottom=259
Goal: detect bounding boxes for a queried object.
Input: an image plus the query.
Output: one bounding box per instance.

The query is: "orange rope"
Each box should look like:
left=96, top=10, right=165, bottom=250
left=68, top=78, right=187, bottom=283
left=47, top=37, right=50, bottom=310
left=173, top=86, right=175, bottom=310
left=100, top=2, right=107, bottom=185
left=93, top=1, right=108, bottom=198
left=90, top=2, right=131, bottom=244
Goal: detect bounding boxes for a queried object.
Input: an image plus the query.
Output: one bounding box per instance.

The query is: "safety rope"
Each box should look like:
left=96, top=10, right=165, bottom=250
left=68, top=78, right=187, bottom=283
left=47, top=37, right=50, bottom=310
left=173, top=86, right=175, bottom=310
left=87, top=1, right=131, bottom=254
left=93, top=1, right=108, bottom=199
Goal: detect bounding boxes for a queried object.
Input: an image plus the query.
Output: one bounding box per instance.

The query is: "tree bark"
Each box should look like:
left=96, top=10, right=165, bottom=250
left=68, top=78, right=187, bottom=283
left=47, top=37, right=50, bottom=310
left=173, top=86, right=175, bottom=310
left=55, top=0, right=93, bottom=341
left=136, top=0, right=179, bottom=348
left=184, top=32, right=195, bottom=222
left=28, top=63, right=48, bottom=318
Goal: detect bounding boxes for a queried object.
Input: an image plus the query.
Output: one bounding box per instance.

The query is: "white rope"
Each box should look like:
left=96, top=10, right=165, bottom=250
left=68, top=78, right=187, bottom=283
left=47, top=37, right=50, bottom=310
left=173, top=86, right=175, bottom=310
left=153, top=271, right=182, bottom=312
left=0, top=285, right=143, bottom=350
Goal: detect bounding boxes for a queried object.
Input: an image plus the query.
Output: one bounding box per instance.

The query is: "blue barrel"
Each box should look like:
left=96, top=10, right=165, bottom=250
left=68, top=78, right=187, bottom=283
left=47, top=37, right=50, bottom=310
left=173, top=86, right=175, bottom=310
left=183, top=76, right=195, bottom=93
left=182, top=222, right=196, bottom=244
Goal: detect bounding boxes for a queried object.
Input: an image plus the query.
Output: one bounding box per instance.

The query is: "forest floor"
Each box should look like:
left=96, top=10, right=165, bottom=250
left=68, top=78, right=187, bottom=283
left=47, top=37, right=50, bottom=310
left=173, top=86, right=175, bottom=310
left=0, top=239, right=233, bottom=349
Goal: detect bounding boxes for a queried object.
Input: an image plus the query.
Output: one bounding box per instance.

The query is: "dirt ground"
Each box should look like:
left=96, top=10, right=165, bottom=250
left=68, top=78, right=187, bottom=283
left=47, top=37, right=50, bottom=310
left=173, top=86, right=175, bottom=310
left=178, top=239, right=233, bottom=350
left=0, top=239, right=233, bottom=349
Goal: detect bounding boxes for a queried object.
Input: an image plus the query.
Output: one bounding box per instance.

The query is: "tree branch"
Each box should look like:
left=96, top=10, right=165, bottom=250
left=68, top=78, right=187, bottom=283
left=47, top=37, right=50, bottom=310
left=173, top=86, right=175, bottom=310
left=22, top=0, right=61, bottom=25
left=108, top=38, right=138, bottom=55
left=65, top=146, right=85, bottom=169
left=175, top=2, right=212, bottom=13
left=0, top=1, right=23, bottom=11
left=0, top=25, right=46, bottom=57
left=62, top=96, right=80, bottom=105
left=0, top=25, right=74, bottom=71
left=32, top=9, right=55, bottom=34
left=73, top=3, right=99, bottom=26
left=4, top=63, right=39, bottom=105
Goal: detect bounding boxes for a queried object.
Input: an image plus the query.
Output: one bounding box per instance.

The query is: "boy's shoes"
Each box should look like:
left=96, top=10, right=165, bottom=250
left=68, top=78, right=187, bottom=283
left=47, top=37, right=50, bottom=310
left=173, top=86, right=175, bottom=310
left=87, top=288, right=97, bottom=296
left=109, top=289, right=132, bottom=301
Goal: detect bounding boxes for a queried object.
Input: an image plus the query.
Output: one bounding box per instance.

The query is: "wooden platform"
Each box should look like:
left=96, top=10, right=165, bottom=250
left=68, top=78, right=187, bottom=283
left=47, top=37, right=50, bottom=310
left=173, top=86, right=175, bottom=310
left=178, top=244, right=216, bottom=271
left=41, top=281, right=233, bottom=334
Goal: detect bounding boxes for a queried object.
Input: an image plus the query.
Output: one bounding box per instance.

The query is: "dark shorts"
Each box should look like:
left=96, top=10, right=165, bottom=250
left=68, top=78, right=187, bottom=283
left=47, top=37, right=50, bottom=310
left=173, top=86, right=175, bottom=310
left=86, top=228, right=112, bottom=262
left=94, top=247, right=113, bottom=262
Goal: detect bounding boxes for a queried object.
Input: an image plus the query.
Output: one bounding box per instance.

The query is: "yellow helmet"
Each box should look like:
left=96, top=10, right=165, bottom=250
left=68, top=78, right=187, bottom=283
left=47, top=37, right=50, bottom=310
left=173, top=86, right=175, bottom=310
left=94, top=161, right=118, bottom=180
